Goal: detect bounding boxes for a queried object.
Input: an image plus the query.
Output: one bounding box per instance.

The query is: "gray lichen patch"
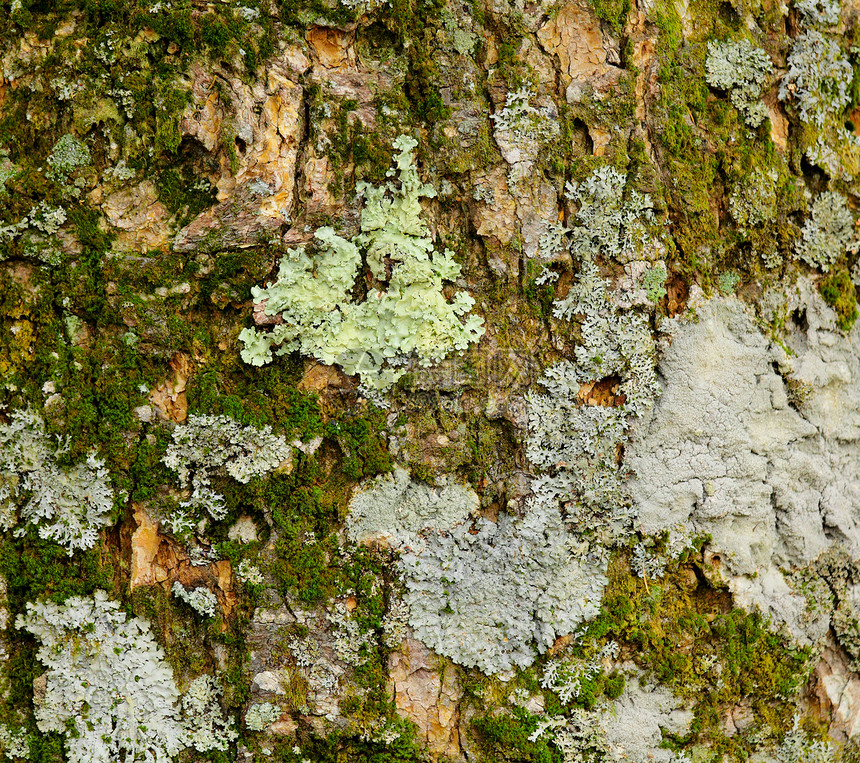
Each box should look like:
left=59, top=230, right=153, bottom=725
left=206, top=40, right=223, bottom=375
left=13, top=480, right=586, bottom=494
left=597, top=668, right=694, bottom=762
left=401, top=505, right=608, bottom=675
left=626, top=292, right=860, bottom=644
left=347, top=466, right=479, bottom=546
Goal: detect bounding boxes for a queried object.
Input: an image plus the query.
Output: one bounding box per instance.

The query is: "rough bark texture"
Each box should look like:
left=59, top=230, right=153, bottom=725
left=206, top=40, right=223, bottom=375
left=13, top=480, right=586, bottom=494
left=2, top=0, right=860, bottom=760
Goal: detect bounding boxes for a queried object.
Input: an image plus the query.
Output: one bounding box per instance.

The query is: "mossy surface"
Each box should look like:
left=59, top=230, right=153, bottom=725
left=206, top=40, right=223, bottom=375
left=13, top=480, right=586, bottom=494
left=0, top=0, right=855, bottom=758
left=819, top=269, right=858, bottom=332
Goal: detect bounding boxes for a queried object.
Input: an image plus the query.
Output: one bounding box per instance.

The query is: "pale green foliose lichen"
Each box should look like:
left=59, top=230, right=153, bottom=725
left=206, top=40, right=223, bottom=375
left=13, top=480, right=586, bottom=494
left=796, top=0, right=840, bottom=27
left=16, top=591, right=184, bottom=763
left=729, top=167, right=778, bottom=228
left=490, top=87, right=560, bottom=148
left=381, top=599, right=409, bottom=648
left=240, top=135, right=485, bottom=391
left=236, top=558, right=264, bottom=585
left=347, top=465, right=479, bottom=546
left=0, top=409, right=112, bottom=555
left=27, top=201, right=67, bottom=235
left=777, top=715, right=834, bottom=762
left=172, top=581, right=218, bottom=618
left=526, top=166, right=661, bottom=542
left=779, top=31, right=852, bottom=128
left=795, top=190, right=855, bottom=271
left=529, top=261, right=658, bottom=538
left=179, top=675, right=238, bottom=752
left=245, top=702, right=281, bottom=731
left=400, top=504, right=608, bottom=675
left=563, top=166, right=661, bottom=264
left=541, top=641, right=620, bottom=704
left=718, top=271, right=741, bottom=294
left=327, top=600, right=375, bottom=666
left=705, top=39, right=772, bottom=127
left=642, top=263, right=668, bottom=303
left=162, top=413, right=292, bottom=529
left=46, top=134, right=91, bottom=183
left=0, top=723, right=29, bottom=760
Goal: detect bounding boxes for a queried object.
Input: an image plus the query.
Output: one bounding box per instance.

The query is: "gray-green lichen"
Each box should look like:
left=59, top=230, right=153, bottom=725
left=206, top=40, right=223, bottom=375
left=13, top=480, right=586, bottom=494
left=244, top=702, right=281, bottom=731
left=705, top=39, right=772, bottom=128
left=563, top=166, right=662, bottom=265
left=161, top=413, right=292, bottom=531
left=16, top=591, right=184, bottom=763
left=240, top=135, right=485, bottom=391
left=779, top=31, right=852, bottom=128
left=0, top=409, right=112, bottom=555
left=627, top=289, right=860, bottom=644
left=729, top=167, right=778, bottom=229
left=796, top=0, right=841, bottom=28
left=172, top=581, right=218, bottom=618
left=401, top=504, right=608, bottom=675
left=795, top=191, right=855, bottom=271
left=179, top=675, right=238, bottom=752
left=527, top=166, right=661, bottom=541
left=347, top=466, right=479, bottom=546
left=46, top=134, right=91, bottom=185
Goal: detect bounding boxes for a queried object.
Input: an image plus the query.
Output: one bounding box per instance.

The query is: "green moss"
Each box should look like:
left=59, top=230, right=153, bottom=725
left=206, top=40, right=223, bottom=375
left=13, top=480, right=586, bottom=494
left=582, top=548, right=812, bottom=757
left=129, top=586, right=213, bottom=678
left=819, top=269, right=858, bottom=332
left=137, top=1, right=195, bottom=54
left=651, top=45, right=720, bottom=268
left=156, top=167, right=217, bottom=229
left=189, top=360, right=323, bottom=439
left=381, top=0, right=450, bottom=124
left=311, top=91, right=395, bottom=199
left=471, top=709, right=557, bottom=762
left=326, top=412, right=393, bottom=481
left=589, top=0, right=630, bottom=35
left=275, top=0, right=361, bottom=29
left=305, top=716, right=428, bottom=763
left=0, top=537, right=114, bottom=613
left=51, top=206, right=114, bottom=322
left=200, top=12, right=242, bottom=54
left=154, top=81, right=191, bottom=156
left=604, top=671, right=625, bottom=699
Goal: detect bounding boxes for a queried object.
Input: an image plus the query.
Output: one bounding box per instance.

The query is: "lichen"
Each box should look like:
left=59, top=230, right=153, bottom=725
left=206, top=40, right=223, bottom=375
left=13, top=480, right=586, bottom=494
left=777, top=715, right=834, bottom=762
left=326, top=600, right=375, bottom=666
left=728, top=167, right=778, bottom=229
left=528, top=257, right=658, bottom=538
left=0, top=723, right=28, bottom=760
left=162, top=413, right=292, bottom=530
left=778, top=31, right=852, bottom=128
left=0, top=409, right=112, bottom=555
left=796, top=0, right=841, bottom=27
left=245, top=701, right=281, bottom=731
left=627, top=291, right=860, bottom=644
left=346, top=465, right=479, bottom=546
left=16, top=591, right=184, bottom=763
left=236, top=558, right=264, bottom=586
left=172, top=581, right=218, bottom=618
left=490, top=87, right=560, bottom=149
left=240, top=135, right=485, bottom=391
left=795, top=190, right=854, bottom=272
left=563, top=166, right=662, bottom=265
left=400, top=505, right=608, bottom=675
left=717, top=270, right=741, bottom=295
left=705, top=39, right=772, bottom=127
left=46, top=134, right=91, bottom=184
left=179, top=675, right=238, bottom=752
left=642, top=263, right=668, bottom=303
